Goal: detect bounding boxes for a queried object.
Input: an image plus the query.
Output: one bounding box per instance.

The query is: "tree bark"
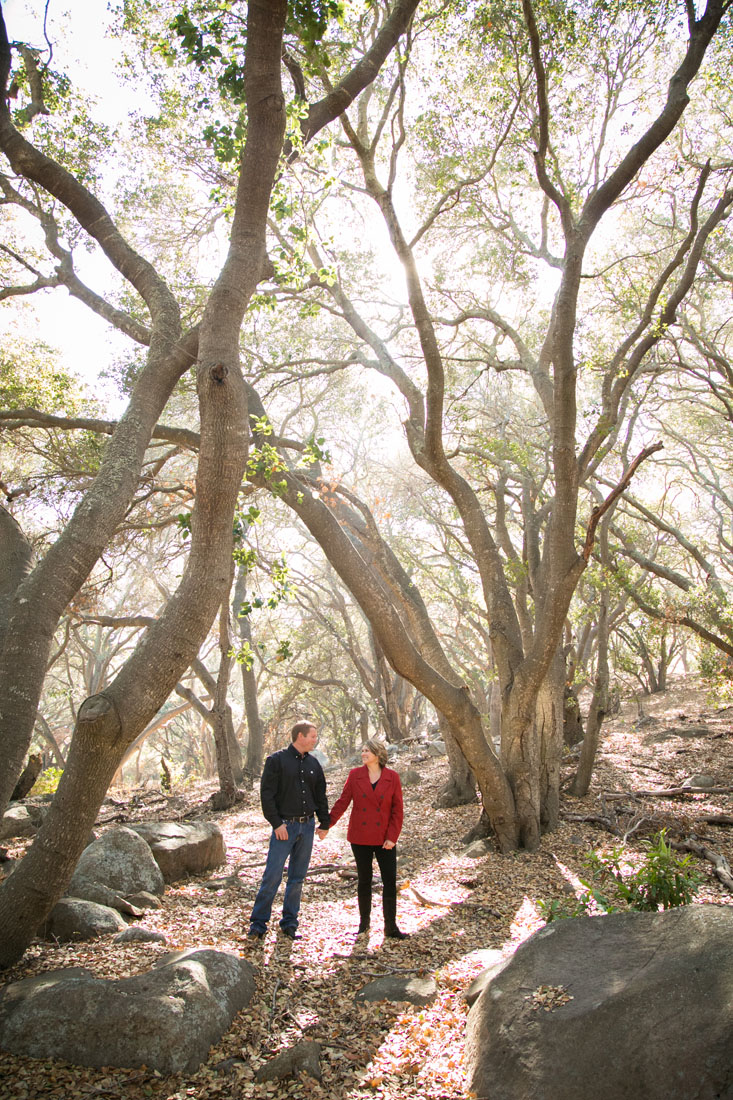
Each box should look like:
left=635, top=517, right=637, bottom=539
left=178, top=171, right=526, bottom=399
left=233, top=563, right=265, bottom=775
left=434, top=724, right=476, bottom=808
left=11, top=754, right=42, bottom=800
left=537, top=650, right=564, bottom=831
left=571, top=535, right=611, bottom=796
left=0, top=504, right=32, bottom=654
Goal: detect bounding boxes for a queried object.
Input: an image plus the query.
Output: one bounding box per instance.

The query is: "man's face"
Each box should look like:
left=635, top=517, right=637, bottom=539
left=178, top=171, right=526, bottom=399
left=296, top=725, right=318, bottom=753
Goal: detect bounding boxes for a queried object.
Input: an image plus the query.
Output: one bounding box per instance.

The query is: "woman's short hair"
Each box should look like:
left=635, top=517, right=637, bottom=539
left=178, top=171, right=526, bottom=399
left=363, top=738, right=388, bottom=767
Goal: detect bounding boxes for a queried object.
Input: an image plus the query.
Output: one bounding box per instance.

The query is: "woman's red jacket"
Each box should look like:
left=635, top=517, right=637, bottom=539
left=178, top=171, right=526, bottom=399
left=329, top=765, right=404, bottom=846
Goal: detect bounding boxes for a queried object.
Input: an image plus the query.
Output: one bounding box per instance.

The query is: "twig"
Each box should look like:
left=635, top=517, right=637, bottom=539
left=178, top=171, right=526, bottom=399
left=362, top=968, right=424, bottom=977
left=621, top=816, right=651, bottom=842
left=270, top=978, right=282, bottom=1019
left=404, top=884, right=450, bottom=907
left=306, top=863, right=357, bottom=879
left=562, top=812, right=624, bottom=835
left=332, top=953, right=424, bottom=974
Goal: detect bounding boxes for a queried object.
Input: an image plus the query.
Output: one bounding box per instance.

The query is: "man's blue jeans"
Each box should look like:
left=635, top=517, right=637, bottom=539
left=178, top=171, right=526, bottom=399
left=249, top=818, right=315, bottom=933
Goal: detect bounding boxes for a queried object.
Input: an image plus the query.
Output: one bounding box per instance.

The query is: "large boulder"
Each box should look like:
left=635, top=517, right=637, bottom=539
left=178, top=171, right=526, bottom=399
left=43, top=898, right=127, bottom=942
left=0, top=804, right=37, bottom=840
left=70, top=827, right=165, bottom=898
left=466, top=905, right=733, bottom=1100
left=130, top=821, right=225, bottom=882
left=0, top=948, right=256, bottom=1074
left=355, top=975, right=437, bottom=1006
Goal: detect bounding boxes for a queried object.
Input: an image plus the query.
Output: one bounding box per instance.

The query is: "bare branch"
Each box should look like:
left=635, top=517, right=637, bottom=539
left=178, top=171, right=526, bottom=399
left=582, top=442, right=664, bottom=562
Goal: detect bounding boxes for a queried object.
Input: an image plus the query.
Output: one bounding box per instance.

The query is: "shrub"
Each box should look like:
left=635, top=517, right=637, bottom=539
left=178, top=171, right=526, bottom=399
left=29, top=766, right=64, bottom=796
left=538, top=830, right=702, bottom=921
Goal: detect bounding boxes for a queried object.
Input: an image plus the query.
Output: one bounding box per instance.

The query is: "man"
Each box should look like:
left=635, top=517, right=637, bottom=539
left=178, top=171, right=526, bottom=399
left=247, top=720, right=330, bottom=940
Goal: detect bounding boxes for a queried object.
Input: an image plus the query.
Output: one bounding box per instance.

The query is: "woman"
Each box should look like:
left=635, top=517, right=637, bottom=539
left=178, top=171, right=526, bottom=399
left=328, top=738, right=408, bottom=939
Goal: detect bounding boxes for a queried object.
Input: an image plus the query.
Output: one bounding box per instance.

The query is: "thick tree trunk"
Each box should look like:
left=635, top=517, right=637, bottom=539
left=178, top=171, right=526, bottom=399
left=563, top=684, right=584, bottom=746
left=571, top=581, right=610, bottom=797
left=501, top=678, right=542, bottom=851
left=434, top=722, right=476, bottom=807
left=372, top=632, right=412, bottom=742
left=537, top=651, right=564, bottom=831
left=0, top=504, right=32, bottom=653
left=0, top=696, right=127, bottom=967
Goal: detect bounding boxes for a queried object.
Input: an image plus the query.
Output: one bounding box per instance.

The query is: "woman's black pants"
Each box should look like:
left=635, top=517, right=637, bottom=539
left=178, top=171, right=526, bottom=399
left=350, top=843, right=397, bottom=931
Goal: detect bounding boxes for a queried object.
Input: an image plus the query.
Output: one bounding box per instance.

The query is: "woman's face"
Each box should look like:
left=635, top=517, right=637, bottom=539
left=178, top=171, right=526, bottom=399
left=361, top=745, right=379, bottom=768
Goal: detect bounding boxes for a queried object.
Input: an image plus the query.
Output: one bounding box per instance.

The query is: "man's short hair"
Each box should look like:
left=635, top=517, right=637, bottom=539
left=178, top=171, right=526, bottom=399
left=291, top=720, right=316, bottom=742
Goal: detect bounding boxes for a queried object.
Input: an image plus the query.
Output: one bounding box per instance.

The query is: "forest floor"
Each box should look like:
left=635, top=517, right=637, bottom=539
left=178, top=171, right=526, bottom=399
left=1, top=677, right=732, bottom=1100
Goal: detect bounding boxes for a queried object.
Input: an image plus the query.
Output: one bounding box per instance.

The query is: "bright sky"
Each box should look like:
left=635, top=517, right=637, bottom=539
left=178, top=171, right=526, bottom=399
left=1, top=1, right=139, bottom=413
left=3, top=0, right=124, bottom=107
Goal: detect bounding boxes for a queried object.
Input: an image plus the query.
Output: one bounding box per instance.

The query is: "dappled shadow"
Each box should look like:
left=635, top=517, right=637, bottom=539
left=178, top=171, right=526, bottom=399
left=2, top=702, right=732, bottom=1100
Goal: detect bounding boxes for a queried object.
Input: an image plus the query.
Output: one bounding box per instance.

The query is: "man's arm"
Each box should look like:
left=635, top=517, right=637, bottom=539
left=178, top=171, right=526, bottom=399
left=314, top=762, right=330, bottom=832
left=260, top=753, right=283, bottom=830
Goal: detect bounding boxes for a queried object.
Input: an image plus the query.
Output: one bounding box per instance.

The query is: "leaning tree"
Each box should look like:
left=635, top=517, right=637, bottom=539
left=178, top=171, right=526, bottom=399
left=0, top=0, right=420, bottom=968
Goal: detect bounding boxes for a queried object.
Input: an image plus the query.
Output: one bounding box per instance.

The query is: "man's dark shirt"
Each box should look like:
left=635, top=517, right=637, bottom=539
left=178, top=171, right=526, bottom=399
left=260, top=743, right=330, bottom=830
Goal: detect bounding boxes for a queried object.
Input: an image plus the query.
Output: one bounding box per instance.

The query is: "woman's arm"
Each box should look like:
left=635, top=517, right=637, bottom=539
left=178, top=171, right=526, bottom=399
left=328, top=770, right=355, bottom=828
left=385, top=771, right=404, bottom=845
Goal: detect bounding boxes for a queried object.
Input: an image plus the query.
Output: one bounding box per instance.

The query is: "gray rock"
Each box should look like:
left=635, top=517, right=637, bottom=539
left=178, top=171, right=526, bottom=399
left=466, top=905, right=733, bottom=1100
left=463, top=838, right=492, bottom=859
left=464, top=950, right=505, bottom=1006
left=130, top=821, right=225, bottom=882
left=645, top=724, right=710, bottom=744
left=681, top=774, right=716, bottom=788
left=113, top=927, right=167, bottom=944
left=0, top=948, right=256, bottom=1074
left=0, top=805, right=37, bottom=840
left=125, top=890, right=163, bottom=910
left=44, top=898, right=128, bottom=941
left=355, top=975, right=437, bottom=1006
left=70, top=826, right=165, bottom=898
left=255, top=1040, right=322, bottom=1082
left=64, top=880, right=144, bottom=917
left=23, top=801, right=49, bottom=827
left=400, top=768, right=422, bottom=787
left=425, top=740, right=446, bottom=757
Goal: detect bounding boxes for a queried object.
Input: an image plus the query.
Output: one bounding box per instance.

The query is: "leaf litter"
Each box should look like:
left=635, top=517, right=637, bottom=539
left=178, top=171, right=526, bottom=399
left=0, top=679, right=731, bottom=1100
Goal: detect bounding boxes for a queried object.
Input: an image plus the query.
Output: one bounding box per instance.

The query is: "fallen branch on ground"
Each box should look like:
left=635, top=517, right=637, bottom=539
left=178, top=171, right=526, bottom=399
left=403, top=884, right=450, bottom=907
left=605, top=785, right=733, bottom=799
left=307, top=863, right=357, bottom=879
left=672, top=837, right=733, bottom=894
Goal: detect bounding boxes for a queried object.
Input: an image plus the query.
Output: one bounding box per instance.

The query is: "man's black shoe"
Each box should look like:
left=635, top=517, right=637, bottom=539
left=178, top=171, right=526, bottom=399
left=280, top=927, right=301, bottom=940
left=247, top=929, right=265, bottom=940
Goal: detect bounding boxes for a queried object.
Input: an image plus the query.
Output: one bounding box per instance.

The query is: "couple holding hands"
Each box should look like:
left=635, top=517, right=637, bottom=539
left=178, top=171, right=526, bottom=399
left=247, top=720, right=408, bottom=942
